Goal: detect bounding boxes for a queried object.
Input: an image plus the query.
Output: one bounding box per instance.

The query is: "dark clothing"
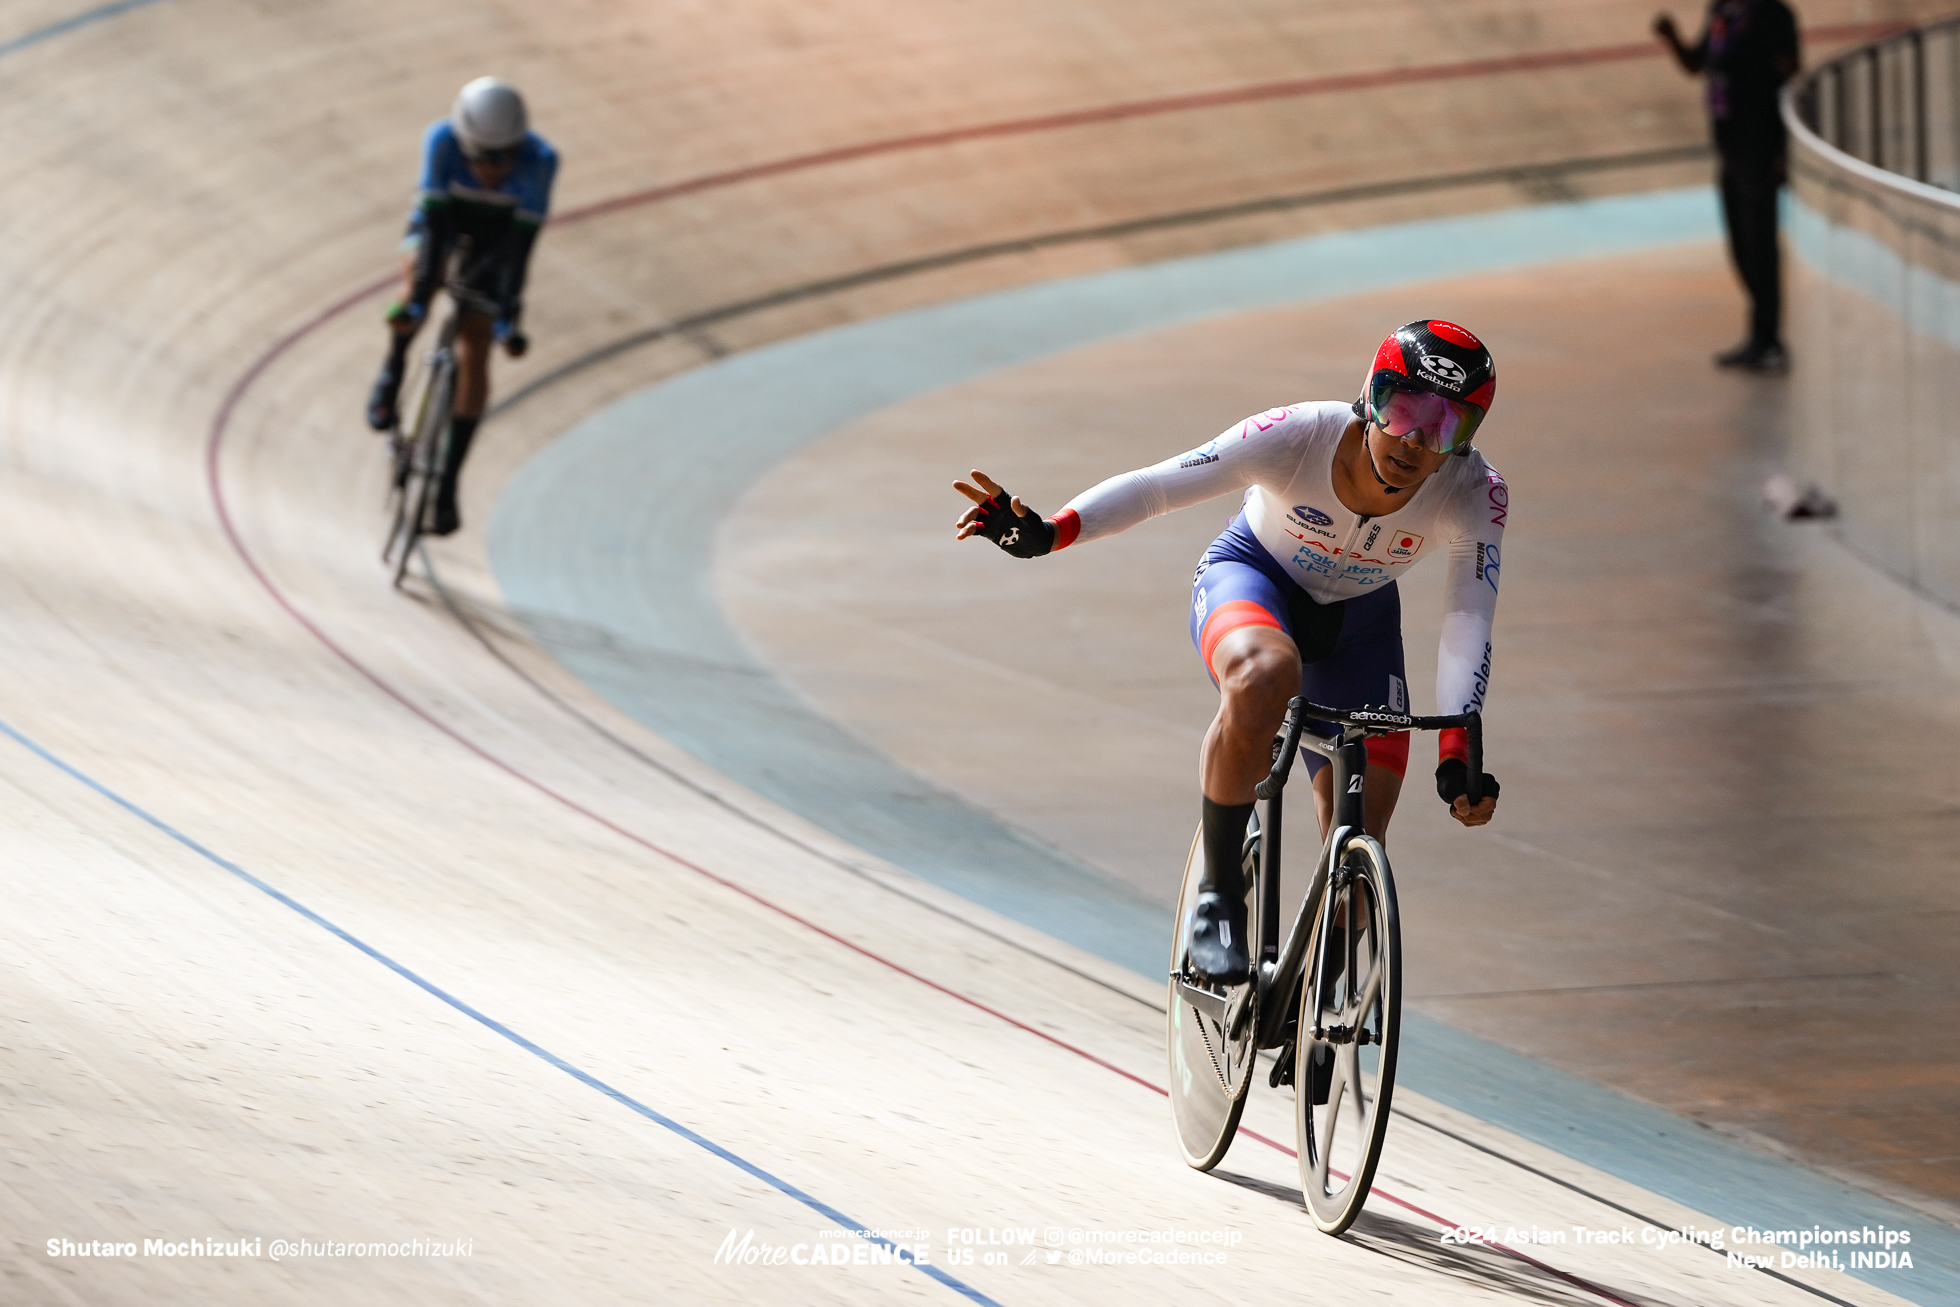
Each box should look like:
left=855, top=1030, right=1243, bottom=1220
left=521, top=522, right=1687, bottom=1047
left=1721, top=159, right=1782, bottom=349
left=404, top=119, right=555, bottom=329
left=1190, top=514, right=1412, bottom=780
left=1672, top=0, right=1800, bottom=348
left=407, top=206, right=539, bottom=327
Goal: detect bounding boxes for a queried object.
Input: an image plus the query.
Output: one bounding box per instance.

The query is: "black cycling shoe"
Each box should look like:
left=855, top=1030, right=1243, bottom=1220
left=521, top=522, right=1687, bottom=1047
left=366, top=366, right=402, bottom=431
left=430, top=495, right=461, bottom=537
left=1306, top=1041, right=1335, bottom=1104
left=1187, top=891, right=1250, bottom=986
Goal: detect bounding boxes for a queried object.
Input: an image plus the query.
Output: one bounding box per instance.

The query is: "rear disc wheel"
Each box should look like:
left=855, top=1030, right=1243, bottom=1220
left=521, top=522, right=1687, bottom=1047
left=1167, top=815, right=1259, bottom=1170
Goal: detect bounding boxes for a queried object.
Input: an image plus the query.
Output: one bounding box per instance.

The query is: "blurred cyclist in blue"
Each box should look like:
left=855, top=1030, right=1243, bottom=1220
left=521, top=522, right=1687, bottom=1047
left=366, top=77, right=558, bottom=535
left=1654, top=0, right=1800, bottom=374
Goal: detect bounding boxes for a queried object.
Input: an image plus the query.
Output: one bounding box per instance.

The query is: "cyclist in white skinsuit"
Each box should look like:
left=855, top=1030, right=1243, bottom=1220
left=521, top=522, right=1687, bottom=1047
left=955, top=319, right=1505, bottom=985
left=1063, top=397, right=1506, bottom=721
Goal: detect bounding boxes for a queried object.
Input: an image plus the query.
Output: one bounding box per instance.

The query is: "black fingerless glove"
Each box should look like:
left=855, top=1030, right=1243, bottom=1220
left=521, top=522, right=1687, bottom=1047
left=1436, top=758, right=1501, bottom=806
left=973, top=489, right=1056, bottom=559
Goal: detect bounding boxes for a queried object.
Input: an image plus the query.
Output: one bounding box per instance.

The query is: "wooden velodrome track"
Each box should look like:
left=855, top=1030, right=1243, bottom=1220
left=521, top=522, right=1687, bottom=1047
left=2, top=0, right=1956, bottom=1303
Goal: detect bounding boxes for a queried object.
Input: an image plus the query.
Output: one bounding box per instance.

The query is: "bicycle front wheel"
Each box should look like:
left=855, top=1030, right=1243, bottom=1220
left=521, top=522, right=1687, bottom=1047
left=1167, top=815, right=1259, bottom=1170
left=1295, top=832, right=1400, bottom=1234
left=385, top=354, right=453, bottom=587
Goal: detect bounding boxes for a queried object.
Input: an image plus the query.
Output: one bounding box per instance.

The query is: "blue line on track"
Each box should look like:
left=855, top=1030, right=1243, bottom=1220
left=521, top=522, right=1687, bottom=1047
left=0, top=0, right=169, bottom=59
left=493, top=187, right=1960, bottom=1303
left=0, top=713, right=1003, bottom=1307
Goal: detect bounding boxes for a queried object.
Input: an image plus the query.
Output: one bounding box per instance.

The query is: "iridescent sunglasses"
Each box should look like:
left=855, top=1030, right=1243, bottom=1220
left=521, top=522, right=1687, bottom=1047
left=1368, top=374, right=1485, bottom=454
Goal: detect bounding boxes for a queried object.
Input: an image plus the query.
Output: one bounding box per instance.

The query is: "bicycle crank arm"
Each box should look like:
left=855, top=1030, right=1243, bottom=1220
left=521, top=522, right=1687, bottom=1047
left=1170, top=972, right=1246, bottom=1029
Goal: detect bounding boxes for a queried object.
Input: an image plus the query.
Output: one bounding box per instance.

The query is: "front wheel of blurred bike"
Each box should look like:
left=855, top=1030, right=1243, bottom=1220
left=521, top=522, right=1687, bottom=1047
left=382, top=352, right=453, bottom=588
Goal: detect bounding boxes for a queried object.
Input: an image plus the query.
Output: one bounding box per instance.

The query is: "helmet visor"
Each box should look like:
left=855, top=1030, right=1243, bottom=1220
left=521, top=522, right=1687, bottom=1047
left=1368, top=374, right=1484, bottom=454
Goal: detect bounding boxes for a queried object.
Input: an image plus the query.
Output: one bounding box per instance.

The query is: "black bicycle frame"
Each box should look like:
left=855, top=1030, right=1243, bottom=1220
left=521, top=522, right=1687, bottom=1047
left=1247, top=697, right=1481, bottom=1048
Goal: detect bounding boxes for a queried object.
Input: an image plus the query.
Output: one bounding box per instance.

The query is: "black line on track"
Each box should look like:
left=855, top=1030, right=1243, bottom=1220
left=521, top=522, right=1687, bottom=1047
left=487, top=142, right=1711, bottom=423
left=448, top=144, right=1866, bottom=1302
left=458, top=140, right=1716, bottom=1009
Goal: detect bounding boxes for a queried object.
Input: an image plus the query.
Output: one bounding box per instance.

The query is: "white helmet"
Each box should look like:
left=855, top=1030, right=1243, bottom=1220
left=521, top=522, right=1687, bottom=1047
left=451, top=77, right=528, bottom=155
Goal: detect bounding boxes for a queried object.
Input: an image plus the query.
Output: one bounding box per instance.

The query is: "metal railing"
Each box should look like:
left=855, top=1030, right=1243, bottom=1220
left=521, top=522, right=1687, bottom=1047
left=1794, top=17, right=1960, bottom=188
left=1784, top=16, right=1960, bottom=611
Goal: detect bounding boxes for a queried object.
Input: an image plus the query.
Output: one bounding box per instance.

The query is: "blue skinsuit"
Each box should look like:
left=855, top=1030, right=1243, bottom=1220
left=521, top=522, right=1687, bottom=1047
left=404, top=119, right=559, bottom=331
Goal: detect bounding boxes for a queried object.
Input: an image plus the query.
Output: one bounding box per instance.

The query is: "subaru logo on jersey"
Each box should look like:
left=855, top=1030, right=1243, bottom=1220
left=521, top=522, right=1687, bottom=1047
left=1419, top=354, right=1466, bottom=387
left=1387, top=531, right=1423, bottom=559
left=1291, top=504, right=1333, bottom=527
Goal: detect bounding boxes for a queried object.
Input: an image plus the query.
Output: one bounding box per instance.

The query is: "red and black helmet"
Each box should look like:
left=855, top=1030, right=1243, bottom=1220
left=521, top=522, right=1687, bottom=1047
left=1358, top=320, right=1496, bottom=455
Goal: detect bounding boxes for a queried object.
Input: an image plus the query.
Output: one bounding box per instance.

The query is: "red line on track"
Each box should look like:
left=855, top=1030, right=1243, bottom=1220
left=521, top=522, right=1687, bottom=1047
left=206, top=321, right=1643, bottom=1307
left=1235, top=1123, right=1640, bottom=1306
left=198, top=36, right=1815, bottom=1299
left=200, top=385, right=1646, bottom=1307
left=553, top=22, right=1902, bottom=228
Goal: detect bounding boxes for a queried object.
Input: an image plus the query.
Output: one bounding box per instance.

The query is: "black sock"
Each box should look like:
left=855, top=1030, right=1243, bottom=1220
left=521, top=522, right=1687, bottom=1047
left=384, top=332, right=412, bottom=376
left=439, top=415, right=480, bottom=501
left=1199, top=797, right=1254, bottom=900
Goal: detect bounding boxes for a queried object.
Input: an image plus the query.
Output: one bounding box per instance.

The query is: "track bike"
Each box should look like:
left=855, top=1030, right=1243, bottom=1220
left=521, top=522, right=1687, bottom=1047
left=380, top=283, right=498, bottom=587
left=1167, top=698, right=1483, bottom=1234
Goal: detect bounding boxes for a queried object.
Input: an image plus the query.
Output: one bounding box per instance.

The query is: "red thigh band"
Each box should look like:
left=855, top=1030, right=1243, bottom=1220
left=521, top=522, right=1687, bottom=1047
left=1199, top=600, right=1283, bottom=677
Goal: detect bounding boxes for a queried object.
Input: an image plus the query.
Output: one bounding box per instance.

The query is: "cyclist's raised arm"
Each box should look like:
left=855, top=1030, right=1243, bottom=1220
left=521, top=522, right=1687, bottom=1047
left=1062, top=406, right=1316, bottom=545
left=954, top=405, right=1320, bottom=556
left=1434, top=456, right=1507, bottom=826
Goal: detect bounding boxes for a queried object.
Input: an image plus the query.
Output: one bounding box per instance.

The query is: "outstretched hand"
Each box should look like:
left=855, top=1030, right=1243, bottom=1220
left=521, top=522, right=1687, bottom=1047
left=953, top=470, right=1030, bottom=539
left=1449, top=795, right=1497, bottom=827
left=952, top=469, right=1057, bottom=558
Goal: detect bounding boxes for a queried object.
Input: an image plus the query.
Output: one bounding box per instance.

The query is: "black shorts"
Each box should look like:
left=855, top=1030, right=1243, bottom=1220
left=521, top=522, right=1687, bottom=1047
left=1190, top=512, right=1411, bottom=777
left=405, top=206, right=531, bottom=319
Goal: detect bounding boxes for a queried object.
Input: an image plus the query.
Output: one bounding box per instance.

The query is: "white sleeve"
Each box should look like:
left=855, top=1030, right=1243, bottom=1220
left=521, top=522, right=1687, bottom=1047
left=1055, top=407, right=1316, bottom=546
left=1435, top=462, right=1507, bottom=719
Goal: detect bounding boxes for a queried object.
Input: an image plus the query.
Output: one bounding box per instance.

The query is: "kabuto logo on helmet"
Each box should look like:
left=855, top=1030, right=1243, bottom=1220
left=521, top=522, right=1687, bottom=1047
left=1359, top=319, right=1498, bottom=456
left=1419, top=354, right=1467, bottom=387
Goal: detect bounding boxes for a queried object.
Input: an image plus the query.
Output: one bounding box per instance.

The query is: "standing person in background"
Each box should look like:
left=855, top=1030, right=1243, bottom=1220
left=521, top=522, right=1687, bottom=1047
left=366, top=78, right=557, bottom=536
left=1654, top=0, right=1800, bottom=374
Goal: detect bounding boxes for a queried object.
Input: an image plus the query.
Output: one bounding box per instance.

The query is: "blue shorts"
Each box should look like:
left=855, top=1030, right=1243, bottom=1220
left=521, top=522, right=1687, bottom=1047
left=1189, top=514, right=1410, bottom=777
